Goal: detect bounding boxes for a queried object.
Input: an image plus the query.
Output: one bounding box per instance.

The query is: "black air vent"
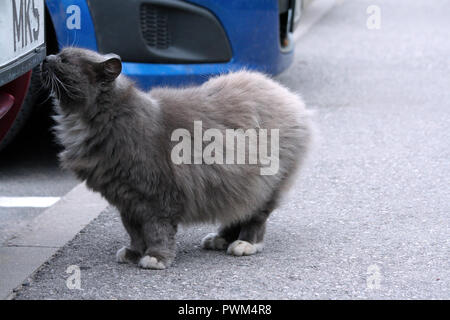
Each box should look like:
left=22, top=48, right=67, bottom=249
left=87, top=0, right=232, bottom=63
left=140, top=4, right=170, bottom=49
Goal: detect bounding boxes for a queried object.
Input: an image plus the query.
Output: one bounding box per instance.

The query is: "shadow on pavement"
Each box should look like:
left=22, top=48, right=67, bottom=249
left=0, top=96, right=61, bottom=171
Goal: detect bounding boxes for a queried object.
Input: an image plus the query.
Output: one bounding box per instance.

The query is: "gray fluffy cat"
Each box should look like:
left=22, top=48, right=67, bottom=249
left=41, top=47, right=313, bottom=269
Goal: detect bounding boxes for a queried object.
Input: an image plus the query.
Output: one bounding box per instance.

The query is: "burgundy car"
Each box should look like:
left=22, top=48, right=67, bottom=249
left=0, top=0, right=46, bottom=151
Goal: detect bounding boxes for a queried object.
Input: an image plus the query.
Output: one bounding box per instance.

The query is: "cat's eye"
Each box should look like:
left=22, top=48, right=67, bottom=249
left=60, top=56, right=68, bottom=63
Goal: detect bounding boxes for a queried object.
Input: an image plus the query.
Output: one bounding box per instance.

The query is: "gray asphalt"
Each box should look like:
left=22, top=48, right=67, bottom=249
left=14, top=0, right=450, bottom=299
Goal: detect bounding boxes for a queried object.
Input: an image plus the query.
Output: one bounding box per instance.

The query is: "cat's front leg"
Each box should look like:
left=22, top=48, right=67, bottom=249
left=138, top=218, right=177, bottom=270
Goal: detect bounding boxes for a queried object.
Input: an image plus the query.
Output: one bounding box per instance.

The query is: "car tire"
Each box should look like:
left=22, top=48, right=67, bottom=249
left=0, top=67, right=41, bottom=152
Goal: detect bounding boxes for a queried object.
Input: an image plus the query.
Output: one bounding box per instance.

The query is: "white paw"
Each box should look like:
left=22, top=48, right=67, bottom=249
left=227, top=240, right=264, bottom=256
left=116, top=246, right=128, bottom=263
left=201, top=233, right=228, bottom=250
left=138, top=256, right=167, bottom=270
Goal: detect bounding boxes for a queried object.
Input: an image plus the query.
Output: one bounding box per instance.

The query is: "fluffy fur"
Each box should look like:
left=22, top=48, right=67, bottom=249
left=41, top=47, right=313, bottom=269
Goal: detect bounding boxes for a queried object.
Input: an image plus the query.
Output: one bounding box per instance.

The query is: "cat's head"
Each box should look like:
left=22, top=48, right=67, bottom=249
left=41, top=47, right=122, bottom=106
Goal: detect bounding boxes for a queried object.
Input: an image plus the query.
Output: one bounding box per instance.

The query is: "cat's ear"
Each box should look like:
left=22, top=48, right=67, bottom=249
left=99, top=54, right=122, bottom=82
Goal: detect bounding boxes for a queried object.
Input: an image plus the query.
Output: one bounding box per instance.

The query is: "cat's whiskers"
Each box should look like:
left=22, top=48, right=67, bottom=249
left=51, top=76, right=61, bottom=100
left=52, top=73, right=83, bottom=100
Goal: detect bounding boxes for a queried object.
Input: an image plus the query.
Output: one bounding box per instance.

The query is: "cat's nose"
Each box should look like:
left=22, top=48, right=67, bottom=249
left=45, top=55, right=57, bottom=63
left=42, top=55, right=57, bottom=72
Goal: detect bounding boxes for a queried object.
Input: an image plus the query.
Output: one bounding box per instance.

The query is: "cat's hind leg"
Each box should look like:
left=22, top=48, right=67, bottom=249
left=138, top=219, right=177, bottom=270
left=202, top=187, right=282, bottom=255
left=226, top=217, right=267, bottom=256
left=116, top=246, right=142, bottom=264
left=117, top=219, right=146, bottom=264
left=227, top=196, right=278, bottom=257
left=201, top=223, right=241, bottom=250
left=201, top=197, right=276, bottom=255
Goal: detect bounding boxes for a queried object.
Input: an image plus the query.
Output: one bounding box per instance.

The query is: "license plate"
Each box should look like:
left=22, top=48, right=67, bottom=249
left=0, top=0, right=45, bottom=68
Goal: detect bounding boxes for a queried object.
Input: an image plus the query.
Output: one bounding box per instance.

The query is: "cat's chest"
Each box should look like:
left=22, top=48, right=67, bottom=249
left=54, top=114, right=90, bottom=149
left=53, top=112, right=104, bottom=170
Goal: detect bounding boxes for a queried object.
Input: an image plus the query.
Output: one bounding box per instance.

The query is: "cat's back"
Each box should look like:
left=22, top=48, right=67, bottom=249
left=149, top=70, right=308, bottom=131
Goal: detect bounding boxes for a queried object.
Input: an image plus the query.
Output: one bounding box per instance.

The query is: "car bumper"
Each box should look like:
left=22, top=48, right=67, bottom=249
left=47, top=0, right=295, bottom=89
left=0, top=44, right=46, bottom=88
left=125, top=1, right=295, bottom=88
left=122, top=54, right=292, bottom=89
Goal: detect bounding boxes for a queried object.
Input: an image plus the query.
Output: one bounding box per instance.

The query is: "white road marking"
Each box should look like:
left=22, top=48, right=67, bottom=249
left=294, top=0, right=337, bottom=42
left=0, top=197, right=61, bottom=208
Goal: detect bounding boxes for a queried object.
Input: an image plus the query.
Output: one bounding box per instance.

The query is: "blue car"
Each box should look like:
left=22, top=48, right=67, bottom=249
left=45, top=0, right=299, bottom=89
left=0, top=0, right=299, bottom=151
